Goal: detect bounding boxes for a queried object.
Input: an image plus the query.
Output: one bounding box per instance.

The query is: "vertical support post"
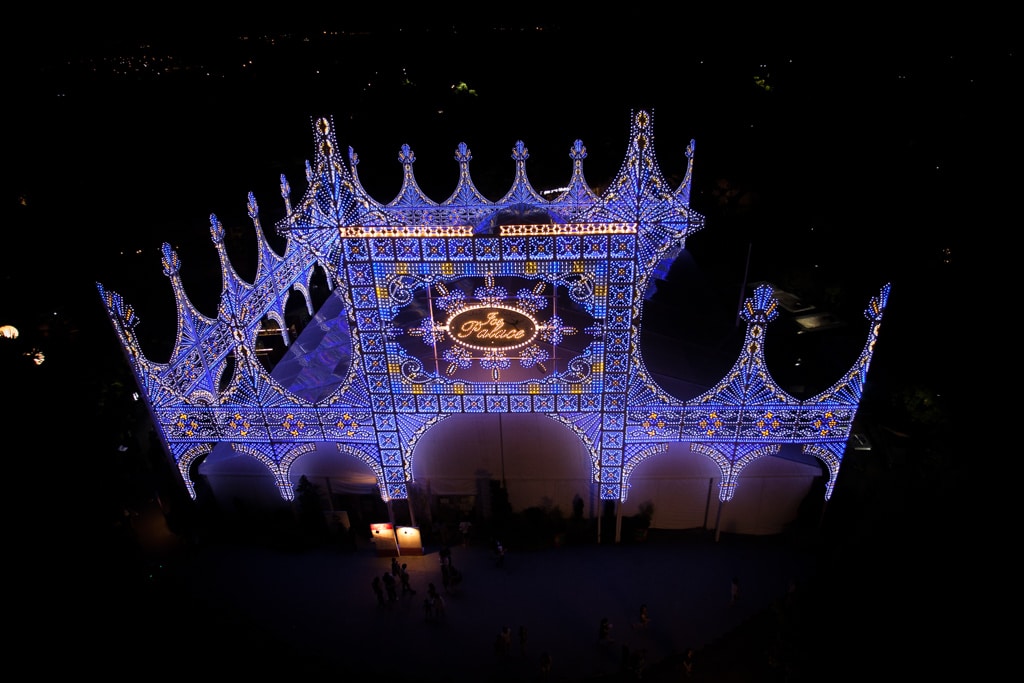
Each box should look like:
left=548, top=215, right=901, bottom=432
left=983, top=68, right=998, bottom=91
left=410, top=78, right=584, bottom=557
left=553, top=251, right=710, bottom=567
left=714, top=498, right=723, bottom=543
left=498, top=414, right=506, bottom=489
left=703, top=477, right=713, bottom=530
left=387, top=499, right=401, bottom=557
left=614, top=500, right=623, bottom=544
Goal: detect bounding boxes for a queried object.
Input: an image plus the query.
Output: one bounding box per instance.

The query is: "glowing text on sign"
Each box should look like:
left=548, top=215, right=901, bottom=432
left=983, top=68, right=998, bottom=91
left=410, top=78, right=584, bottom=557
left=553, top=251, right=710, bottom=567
left=447, top=307, right=538, bottom=351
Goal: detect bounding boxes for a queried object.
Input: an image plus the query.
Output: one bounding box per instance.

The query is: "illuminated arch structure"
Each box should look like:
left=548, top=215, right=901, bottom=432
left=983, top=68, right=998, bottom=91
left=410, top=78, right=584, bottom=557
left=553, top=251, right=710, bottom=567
left=98, top=111, right=889, bottom=535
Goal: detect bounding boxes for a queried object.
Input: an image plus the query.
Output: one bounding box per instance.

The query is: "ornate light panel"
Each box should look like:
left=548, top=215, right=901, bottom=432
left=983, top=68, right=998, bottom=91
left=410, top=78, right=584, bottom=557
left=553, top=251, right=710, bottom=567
left=98, top=111, right=889, bottom=508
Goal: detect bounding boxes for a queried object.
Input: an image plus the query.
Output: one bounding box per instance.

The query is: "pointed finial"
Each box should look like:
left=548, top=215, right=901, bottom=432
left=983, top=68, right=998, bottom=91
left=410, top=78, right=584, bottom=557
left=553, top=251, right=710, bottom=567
left=512, top=140, right=528, bottom=162
left=739, top=284, right=780, bottom=324
left=161, top=243, right=180, bottom=278
left=210, top=214, right=225, bottom=245
left=570, top=140, right=587, bottom=161
left=247, top=192, right=259, bottom=221
left=399, top=144, right=415, bottom=165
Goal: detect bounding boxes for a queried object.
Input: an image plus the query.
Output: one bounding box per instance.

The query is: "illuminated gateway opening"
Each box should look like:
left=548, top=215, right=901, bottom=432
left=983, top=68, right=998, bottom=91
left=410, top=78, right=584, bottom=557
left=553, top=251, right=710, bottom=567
left=99, top=111, right=889, bottom=539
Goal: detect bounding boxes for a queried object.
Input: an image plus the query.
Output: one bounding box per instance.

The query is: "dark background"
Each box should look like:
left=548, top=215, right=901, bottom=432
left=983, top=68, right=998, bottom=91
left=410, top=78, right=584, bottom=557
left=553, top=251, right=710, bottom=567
left=4, top=12, right=1013, bottom=676
left=9, top=15, right=1006, bottom=376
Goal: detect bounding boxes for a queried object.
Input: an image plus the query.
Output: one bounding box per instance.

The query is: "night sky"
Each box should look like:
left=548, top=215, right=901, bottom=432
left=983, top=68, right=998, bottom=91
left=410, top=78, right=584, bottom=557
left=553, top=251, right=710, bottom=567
left=9, top=19, right=1010, bottom=397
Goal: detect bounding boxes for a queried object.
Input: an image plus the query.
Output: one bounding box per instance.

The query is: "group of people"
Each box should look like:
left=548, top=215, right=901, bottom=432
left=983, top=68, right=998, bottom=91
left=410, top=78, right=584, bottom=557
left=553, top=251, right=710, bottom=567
left=600, top=606, right=661, bottom=679
left=492, top=624, right=552, bottom=679
left=599, top=603, right=652, bottom=646
left=366, top=547, right=708, bottom=678
left=370, top=557, right=421, bottom=607
left=370, top=549, right=466, bottom=620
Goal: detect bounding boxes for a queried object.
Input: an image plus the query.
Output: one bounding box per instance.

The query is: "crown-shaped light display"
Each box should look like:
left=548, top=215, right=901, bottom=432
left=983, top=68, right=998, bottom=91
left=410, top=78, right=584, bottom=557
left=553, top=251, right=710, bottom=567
left=97, top=110, right=890, bottom=507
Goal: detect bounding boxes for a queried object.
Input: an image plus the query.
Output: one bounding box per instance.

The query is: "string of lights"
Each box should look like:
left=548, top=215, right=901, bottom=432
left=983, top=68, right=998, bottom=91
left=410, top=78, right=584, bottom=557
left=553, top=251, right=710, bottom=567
left=98, top=111, right=889, bottom=508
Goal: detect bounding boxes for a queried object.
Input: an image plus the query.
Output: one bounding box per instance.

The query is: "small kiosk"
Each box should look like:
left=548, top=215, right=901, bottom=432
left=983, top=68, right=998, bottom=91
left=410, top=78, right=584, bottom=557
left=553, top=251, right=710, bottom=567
left=371, top=523, right=423, bottom=556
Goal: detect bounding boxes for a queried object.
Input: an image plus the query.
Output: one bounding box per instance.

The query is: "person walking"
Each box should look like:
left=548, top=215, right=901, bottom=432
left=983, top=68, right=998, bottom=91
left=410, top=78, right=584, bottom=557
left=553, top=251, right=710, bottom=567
left=499, top=625, right=512, bottom=656
left=423, top=594, right=435, bottom=621
left=730, top=576, right=741, bottom=607
left=382, top=571, right=397, bottom=604
left=599, top=617, right=614, bottom=645
left=441, top=561, right=452, bottom=593
left=539, top=651, right=552, bottom=679
left=371, top=574, right=385, bottom=607
left=432, top=589, right=446, bottom=623
left=439, top=544, right=453, bottom=569
left=633, top=603, right=650, bottom=631
left=682, top=648, right=695, bottom=677
left=630, top=647, right=647, bottom=679
left=400, top=563, right=416, bottom=596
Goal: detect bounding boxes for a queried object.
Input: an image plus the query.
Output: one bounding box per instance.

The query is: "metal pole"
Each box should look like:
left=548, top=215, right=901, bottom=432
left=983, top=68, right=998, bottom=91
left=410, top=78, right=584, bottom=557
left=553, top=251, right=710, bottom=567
left=714, top=499, right=723, bottom=543
left=614, top=500, right=623, bottom=544
left=498, top=414, right=506, bottom=489
left=703, top=477, right=713, bottom=530
left=387, top=499, right=401, bottom=557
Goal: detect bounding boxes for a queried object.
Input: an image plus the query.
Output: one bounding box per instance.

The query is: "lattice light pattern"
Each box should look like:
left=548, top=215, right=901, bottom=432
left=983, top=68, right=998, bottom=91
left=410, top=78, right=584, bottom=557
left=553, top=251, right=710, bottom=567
left=98, top=110, right=889, bottom=505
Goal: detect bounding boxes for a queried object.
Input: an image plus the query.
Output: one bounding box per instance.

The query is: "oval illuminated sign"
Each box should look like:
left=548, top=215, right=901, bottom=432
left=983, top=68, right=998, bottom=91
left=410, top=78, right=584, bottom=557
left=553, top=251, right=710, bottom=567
left=447, top=306, right=538, bottom=351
